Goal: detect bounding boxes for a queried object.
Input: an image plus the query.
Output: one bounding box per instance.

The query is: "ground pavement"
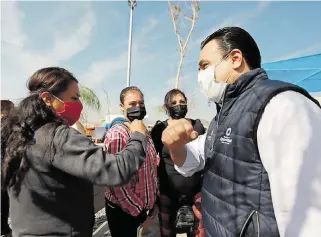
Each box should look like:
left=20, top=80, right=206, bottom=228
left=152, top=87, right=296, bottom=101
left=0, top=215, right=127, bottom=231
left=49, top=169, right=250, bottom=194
left=93, top=186, right=187, bottom=237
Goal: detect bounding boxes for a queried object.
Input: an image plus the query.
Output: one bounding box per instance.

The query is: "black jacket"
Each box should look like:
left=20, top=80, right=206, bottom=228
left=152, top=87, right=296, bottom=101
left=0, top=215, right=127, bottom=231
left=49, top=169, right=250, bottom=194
left=8, top=123, right=147, bottom=237
left=151, top=119, right=205, bottom=195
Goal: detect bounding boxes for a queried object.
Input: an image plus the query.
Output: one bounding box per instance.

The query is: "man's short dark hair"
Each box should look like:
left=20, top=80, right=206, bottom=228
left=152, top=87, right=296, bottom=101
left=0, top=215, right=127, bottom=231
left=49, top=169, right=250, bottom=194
left=1, top=100, right=14, bottom=113
left=201, top=27, right=261, bottom=69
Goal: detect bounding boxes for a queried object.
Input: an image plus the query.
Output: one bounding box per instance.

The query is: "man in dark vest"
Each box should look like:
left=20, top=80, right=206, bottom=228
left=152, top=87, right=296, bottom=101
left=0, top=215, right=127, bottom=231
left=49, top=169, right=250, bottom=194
left=161, top=27, right=321, bottom=237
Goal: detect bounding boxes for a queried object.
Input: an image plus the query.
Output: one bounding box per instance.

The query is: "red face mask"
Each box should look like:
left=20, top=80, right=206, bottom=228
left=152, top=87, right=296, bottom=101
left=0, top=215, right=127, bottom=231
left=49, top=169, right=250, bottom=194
left=53, top=95, right=83, bottom=126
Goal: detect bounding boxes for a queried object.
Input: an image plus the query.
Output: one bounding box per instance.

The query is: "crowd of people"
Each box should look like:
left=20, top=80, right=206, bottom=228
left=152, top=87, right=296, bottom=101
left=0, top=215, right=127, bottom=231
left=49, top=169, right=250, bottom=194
left=1, top=26, right=321, bottom=237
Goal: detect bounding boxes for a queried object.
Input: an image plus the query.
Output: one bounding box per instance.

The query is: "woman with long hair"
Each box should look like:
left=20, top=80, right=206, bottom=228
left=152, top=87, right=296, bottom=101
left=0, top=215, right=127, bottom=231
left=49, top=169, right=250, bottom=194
left=151, top=89, right=205, bottom=237
left=1, top=67, right=147, bottom=237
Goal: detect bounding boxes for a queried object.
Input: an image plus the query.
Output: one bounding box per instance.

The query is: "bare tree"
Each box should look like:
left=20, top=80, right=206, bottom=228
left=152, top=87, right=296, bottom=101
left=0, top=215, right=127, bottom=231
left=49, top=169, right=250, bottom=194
left=168, top=0, right=200, bottom=89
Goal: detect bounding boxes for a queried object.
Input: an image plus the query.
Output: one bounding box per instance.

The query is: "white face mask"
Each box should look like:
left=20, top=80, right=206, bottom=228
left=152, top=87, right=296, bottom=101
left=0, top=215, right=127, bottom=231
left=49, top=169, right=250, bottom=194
left=198, top=65, right=228, bottom=104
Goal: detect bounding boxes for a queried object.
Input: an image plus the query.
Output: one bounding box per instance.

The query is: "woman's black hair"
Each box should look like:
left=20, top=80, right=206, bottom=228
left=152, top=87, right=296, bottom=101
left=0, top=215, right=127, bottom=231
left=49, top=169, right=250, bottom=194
left=163, top=89, right=187, bottom=113
left=1, top=67, right=78, bottom=196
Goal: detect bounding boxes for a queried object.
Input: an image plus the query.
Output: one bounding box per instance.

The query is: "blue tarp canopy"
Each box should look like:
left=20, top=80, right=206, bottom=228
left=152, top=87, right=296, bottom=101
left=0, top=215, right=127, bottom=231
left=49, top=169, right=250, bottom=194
left=262, top=53, right=321, bottom=93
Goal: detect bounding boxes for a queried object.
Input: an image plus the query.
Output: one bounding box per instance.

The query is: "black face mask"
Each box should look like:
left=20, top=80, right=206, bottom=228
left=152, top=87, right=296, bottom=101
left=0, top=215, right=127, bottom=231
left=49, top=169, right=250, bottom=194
left=126, top=106, right=147, bottom=122
left=168, top=104, right=188, bottom=119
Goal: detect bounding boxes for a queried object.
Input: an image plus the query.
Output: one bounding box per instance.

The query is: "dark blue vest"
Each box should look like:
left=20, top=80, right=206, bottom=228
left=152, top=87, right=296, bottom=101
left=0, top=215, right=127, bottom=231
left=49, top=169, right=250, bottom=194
left=202, top=68, right=320, bottom=237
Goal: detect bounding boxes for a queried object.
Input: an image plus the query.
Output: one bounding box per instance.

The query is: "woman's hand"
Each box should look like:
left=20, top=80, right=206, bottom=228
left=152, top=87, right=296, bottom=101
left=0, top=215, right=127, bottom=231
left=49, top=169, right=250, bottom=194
left=126, top=120, right=147, bottom=136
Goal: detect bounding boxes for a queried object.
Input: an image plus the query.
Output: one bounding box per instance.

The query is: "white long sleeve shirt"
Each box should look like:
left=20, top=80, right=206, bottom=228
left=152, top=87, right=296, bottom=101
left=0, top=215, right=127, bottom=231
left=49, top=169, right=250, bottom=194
left=175, top=91, right=321, bottom=237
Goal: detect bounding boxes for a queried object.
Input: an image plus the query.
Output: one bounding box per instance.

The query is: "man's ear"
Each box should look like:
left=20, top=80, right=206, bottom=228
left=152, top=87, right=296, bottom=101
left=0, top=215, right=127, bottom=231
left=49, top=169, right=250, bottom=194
left=230, top=49, right=243, bottom=70
left=40, top=92, right=52, bottom=107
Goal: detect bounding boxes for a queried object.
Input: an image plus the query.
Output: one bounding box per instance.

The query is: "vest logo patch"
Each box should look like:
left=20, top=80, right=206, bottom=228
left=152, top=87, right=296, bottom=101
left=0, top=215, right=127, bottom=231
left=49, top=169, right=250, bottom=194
left=207, top=129, right=215, bottom=141
left=220, top=127, right=232, bottom=145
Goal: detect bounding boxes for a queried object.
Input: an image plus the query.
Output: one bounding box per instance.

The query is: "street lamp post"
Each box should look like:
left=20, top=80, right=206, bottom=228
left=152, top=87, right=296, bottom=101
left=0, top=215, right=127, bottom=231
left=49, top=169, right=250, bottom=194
left=127, top=0, right=137, bottom=87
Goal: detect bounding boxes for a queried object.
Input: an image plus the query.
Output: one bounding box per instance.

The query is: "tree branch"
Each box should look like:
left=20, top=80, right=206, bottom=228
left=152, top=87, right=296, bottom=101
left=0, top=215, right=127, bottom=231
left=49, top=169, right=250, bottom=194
left=168, top=0, right=183, bottom=52
left=181, top=0, right=198, bottom=53
left=168, top=0, right=200, bottom=89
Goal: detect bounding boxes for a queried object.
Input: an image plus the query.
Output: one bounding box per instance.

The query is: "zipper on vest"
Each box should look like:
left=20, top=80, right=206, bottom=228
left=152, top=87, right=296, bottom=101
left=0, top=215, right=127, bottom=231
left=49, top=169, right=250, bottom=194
left=238, top=210, right=260, bottom=237
left=216, top=89, right=227, bottom=128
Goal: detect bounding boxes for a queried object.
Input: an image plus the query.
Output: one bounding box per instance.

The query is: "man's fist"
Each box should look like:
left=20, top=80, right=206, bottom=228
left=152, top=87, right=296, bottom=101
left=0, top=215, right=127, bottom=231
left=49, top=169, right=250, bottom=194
left=161, top=119, right=199, bottom=150
left=127, top=119, right=147, bottom=136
